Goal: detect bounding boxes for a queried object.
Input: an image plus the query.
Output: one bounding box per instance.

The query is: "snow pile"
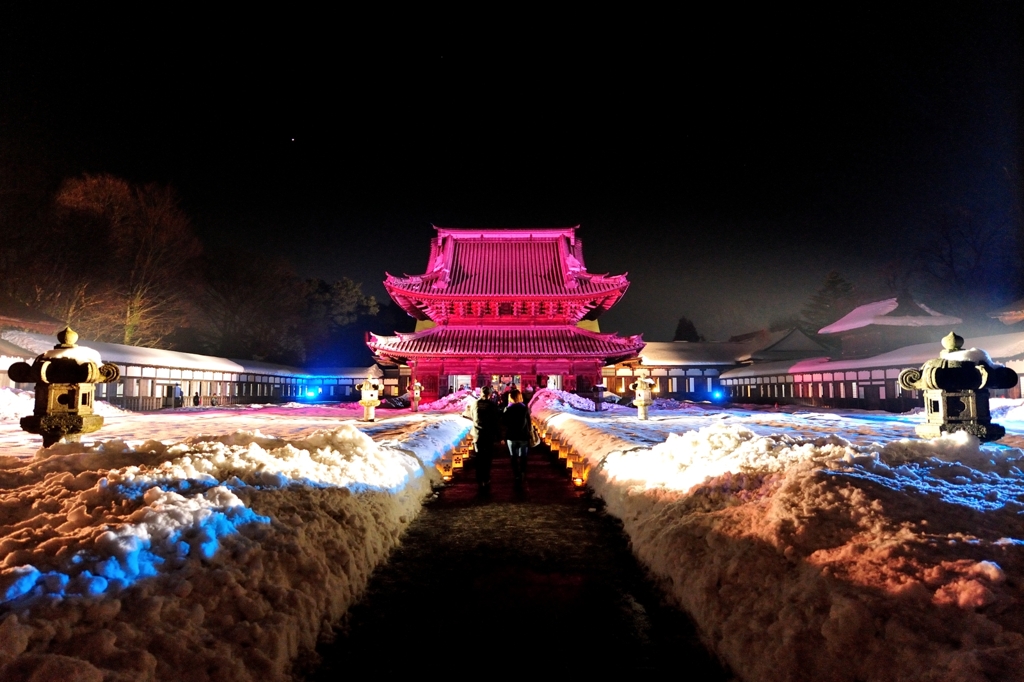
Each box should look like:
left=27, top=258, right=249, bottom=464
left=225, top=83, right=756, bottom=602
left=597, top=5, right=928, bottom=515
left=0, top=388, right=34, bottom=421
left=649, top=397, right=708, bottom=411
left=535, top=404, right=1024, bottom=682
left=0, top=416, right=469, bottom=681
left=529, top=388, right=595, bottom=412
left=0, top=387, right=130, bottom=422
left=418, top=388, right=476, bottom=412
left=990, top=398, right=1024, bottom=423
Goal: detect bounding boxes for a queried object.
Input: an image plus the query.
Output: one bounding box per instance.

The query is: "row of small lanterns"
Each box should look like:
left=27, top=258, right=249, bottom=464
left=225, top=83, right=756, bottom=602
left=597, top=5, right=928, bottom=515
left=432, top=422, right=589, bottom=487
left=538, top=420, right=590, bottom=487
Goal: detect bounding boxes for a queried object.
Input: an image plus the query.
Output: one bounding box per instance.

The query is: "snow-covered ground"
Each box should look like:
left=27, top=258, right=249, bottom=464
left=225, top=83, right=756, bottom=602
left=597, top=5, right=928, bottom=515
left=0, top=389, right=470, bottom=681
left=531, top=389, right=1024, bottom=682
left=6, top=384, right=1024, bottom=681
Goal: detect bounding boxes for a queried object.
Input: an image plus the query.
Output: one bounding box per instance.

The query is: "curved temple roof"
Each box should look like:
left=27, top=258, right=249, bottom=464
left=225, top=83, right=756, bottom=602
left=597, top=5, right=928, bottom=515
left=384, top=227, right=629, bottom=319
left=368, top=326, right=645, bottom=363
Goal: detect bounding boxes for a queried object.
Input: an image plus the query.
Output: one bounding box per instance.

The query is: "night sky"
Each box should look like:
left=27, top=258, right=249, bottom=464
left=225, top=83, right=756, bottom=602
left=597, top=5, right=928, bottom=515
left=2, top=6, right=1020, bottom=341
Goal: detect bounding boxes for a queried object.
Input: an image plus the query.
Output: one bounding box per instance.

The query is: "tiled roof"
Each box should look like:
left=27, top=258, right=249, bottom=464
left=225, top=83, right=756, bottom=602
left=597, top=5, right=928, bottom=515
left=385, top=228, right=628, bottom=299
left=368, top=326, right=644, bottom=361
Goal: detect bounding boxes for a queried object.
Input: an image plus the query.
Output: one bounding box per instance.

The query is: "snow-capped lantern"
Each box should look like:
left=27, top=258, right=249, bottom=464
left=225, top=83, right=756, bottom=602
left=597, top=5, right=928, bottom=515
left=7, top=327, right=120, bottom=447
left=357, top=375, right=382, bottom=422
left=898, top=331, right=1018, bottom=442
left=593, top=382, right=606, bottom=412
left=411, top=380, right=423, bottom=412
left=629, top=370, right=656, bottom=420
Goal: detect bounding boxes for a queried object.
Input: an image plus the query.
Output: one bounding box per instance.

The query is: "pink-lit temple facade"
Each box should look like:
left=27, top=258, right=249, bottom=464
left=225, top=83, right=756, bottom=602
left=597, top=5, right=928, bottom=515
left=367, top=227, right=645, bottom=401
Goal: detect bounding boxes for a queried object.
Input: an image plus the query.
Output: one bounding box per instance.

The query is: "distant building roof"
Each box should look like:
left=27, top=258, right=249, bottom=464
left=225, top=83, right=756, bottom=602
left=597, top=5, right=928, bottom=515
left=368, top=326, right=644, bottom=362
left=818, top=297, right=961, bottom=334
left=632, top=341, right=751, bottom=367
left=0, top=338, right=33, bottom=358
left=721, top=330, right=1024, bottom=378
left=0, top=293, right=64, bottom=335
left=989, top=297, right=1024, bottom=325
left=627, top=329, right=827, bottom=368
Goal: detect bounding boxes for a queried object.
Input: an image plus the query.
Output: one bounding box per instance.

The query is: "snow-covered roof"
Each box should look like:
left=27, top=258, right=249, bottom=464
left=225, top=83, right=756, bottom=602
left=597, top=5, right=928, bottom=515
left=631, top=330, right=827, bottom=368
left=1, top=331, right=311, bottom=377
left=721, top=330, right=1024, bottom=379
left=635, top=341, right=751, bottom=366
left=819, top=297, right=961, bottom=334
left=739, top=329, right=828, bottom=362
left=989, top=296, right=1024, bottom=325
left=0, top=338, right=34, bottom=359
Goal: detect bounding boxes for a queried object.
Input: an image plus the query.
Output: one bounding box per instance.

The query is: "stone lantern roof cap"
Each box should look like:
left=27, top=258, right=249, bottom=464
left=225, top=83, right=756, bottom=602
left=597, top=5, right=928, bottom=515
left=40, top=327, right=103, bottom=366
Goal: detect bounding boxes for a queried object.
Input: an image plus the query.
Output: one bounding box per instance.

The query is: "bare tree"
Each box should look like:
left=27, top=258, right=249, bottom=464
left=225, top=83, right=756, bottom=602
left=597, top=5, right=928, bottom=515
left=44, top=174, right=202, bottom=346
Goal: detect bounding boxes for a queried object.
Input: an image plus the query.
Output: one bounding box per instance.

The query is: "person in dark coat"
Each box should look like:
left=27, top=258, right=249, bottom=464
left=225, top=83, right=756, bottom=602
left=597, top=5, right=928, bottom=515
left=463, top=385, right=502, bottom=491
left=501, top=388, right=532, bottom=483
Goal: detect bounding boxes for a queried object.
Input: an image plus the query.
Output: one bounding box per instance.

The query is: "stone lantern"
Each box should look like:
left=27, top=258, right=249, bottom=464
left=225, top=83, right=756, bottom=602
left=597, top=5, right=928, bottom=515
left=357, top=375, right=382, bottom=422
left=593, top=382, right=606, bottom=412
left=410, top=380, right=424, bottom=412
left=629, top=369, right=656, bottom=420
left=7, top=327, right=120, bottom=447
left=898, top=332, right=1018, bottom=442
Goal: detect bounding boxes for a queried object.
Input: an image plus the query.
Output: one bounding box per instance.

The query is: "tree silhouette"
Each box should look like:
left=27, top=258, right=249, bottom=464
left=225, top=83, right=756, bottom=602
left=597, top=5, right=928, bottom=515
left=801, top=271, right=855, bottom=335
left=672, top=316, right=703, bottom=342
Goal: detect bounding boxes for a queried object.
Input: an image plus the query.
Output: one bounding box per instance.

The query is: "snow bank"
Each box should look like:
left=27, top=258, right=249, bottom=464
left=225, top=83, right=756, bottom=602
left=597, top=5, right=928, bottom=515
left=0, top=387, right=130, bottom=422
left=0, top=415, right=469, bottom=681
left=535, top=404, right=1024, bottom=682
left=418, top=388, right=476, bottom=412
left=529, top=388, right=595, bottom=412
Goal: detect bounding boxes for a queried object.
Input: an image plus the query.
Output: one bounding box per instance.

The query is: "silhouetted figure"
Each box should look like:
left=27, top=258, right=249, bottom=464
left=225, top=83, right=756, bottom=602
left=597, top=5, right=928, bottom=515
left=192, top=392, right=200, bottom=407
left=502, top=388, right=531, bottom=483
left=463, top=385, right=502, bottom=491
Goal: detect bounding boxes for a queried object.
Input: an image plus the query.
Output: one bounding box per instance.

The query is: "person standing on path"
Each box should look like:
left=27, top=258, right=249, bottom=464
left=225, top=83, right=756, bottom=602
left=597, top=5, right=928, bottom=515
left=501, top=388, right=532, bottom=484
left=463, top=385, right=502, bottom=491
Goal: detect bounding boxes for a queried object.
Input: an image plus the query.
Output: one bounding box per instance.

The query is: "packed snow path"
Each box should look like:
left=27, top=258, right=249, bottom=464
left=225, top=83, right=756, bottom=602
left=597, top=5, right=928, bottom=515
left=301, top=445, right=729, bottom=677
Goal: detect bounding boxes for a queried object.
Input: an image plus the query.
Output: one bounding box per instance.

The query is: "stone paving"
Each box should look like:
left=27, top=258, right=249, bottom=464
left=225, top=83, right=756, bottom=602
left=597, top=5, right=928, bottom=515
left=301, top=445, right=730, bottom=677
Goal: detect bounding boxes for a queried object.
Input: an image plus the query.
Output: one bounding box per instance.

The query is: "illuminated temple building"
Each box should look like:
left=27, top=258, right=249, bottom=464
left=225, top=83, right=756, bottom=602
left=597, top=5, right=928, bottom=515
left=367, top=227, right=645, bottom=400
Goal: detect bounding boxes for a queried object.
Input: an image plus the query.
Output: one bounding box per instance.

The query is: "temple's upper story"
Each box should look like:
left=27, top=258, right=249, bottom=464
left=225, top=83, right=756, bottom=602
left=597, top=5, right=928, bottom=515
left=384, top=227, right=629, bottom=325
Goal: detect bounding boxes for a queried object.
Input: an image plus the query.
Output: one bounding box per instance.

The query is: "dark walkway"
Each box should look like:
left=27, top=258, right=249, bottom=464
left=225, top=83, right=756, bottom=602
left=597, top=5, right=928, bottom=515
left=301, top=445, right=729, bottom=677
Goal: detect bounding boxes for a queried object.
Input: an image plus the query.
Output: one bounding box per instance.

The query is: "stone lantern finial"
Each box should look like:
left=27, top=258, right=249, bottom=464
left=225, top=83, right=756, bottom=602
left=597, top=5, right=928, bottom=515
left=940, top=331, right=963, bottom=356
left=55, top=327, right=79, bottom=348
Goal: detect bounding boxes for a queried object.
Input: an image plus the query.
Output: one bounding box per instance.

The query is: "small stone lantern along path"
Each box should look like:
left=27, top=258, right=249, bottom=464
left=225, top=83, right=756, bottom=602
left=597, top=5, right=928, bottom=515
left=301, top=445, right=728, bottom=677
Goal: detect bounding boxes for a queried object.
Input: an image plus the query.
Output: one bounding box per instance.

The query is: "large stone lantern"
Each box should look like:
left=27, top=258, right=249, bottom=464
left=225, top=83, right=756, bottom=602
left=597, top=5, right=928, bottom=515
left=357, top=375, right=382, bottom=422
left=898, top=332, right=1018, bottom=442
left=629, top=369, right=656, bottom=421
left=7, top=327, right=120, bottom=447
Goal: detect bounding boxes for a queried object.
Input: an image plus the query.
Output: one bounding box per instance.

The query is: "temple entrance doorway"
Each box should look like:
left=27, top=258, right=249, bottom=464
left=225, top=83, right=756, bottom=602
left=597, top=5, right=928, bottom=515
left=448, top=375, right=473, bottom=393
left=491, top=374, right=521, bottom=391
